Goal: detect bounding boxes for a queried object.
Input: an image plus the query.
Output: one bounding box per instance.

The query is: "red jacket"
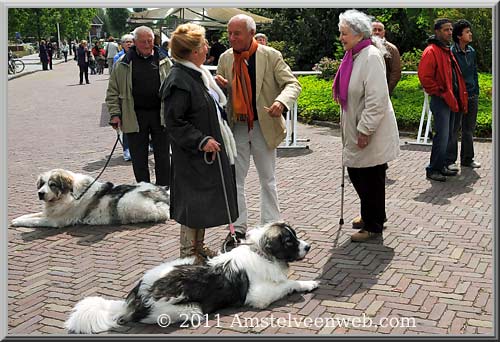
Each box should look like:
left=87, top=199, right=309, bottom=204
left=418, top=38, right=468, bottom=113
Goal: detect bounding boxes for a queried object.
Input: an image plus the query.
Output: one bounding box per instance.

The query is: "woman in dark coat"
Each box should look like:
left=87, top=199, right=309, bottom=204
left=39, top=40, right=49, bottom=70
left=162, top=23, right=238, bottom=263
left=76, top=40, right=91, bottom=85
left=46, top=41, right=54, bottom=70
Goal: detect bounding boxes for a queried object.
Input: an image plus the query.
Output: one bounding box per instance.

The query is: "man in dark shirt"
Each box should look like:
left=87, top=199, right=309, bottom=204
left=446, top=19, right=481, bottom=170
left=106, top=26, right=172, bottom=186
left=206, top=35, right=227, bottom=66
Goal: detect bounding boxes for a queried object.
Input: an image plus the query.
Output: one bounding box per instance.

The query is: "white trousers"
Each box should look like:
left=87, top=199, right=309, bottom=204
left=232, top=121, right=280, bottom=233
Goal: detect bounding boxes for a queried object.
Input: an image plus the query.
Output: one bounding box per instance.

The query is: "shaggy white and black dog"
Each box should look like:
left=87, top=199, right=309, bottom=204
left=10, top=169, right=170, bottom=228
left=65, top=222, right=319, bottom=334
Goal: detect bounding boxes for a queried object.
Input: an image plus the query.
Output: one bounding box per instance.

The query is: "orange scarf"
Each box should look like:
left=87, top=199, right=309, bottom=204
left=232, top=39, right=259, bottom=130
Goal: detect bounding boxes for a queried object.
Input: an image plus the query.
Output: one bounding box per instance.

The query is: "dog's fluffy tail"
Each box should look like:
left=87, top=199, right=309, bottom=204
left=64, top=296, right=127, bottom=334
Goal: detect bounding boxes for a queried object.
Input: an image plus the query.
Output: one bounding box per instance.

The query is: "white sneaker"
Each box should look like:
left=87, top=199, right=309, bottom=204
left=447, top=163, right=459, bottom=171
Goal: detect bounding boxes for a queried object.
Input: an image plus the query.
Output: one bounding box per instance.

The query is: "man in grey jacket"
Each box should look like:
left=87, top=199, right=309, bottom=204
left=106, top=26, right=172, bottom=187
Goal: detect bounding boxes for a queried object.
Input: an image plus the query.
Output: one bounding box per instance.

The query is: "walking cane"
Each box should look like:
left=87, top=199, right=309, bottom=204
left=334, top=130, right=345, bottom=247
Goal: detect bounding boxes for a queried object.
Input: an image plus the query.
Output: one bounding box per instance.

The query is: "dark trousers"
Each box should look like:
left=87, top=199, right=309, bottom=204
left=427, top=96, right=455, bottom=173
left=41, top=61, right=48, bottom=70
left=445, top=95, right=478, bottom=166
left=48, top=56, right=53, bottom=69
left=126, top=109, right=170, bottom=186
left=79, top=65, right=89, bottom=84
left=347, top=163, right=387, bottom=233
left=63, top=51, right=68, bottom=62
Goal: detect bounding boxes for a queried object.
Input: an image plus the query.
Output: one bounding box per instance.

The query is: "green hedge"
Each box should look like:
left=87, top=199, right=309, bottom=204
left=297, top=73, right=492, bottom=138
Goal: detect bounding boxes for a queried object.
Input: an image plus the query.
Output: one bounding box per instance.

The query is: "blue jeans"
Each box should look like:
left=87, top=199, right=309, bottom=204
left=445, top=95, right=479, bottom=165
left=122, top=133, right=129, bottom=151
left=427, top=96, right=455, bottom=173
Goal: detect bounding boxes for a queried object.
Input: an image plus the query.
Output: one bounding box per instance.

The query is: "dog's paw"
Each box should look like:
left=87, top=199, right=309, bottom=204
left=11, top=218, right=25, bottom=227
left=299, top=280, right=319, bottom=292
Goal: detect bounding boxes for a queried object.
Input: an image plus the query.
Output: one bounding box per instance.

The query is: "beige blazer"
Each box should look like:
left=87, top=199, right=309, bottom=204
left=217, top=44, right=301, bottom=149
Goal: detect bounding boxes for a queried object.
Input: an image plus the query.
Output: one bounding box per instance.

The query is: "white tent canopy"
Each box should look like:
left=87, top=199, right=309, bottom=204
left=128, top=8, right=273, bottom=28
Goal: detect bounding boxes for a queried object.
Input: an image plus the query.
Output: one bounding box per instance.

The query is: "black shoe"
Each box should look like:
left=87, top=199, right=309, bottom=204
left=426, top=170, right=446, bottom=182
left=221, top=231, right=246, bottom=253
left=441, top=167, right=458, bottom=176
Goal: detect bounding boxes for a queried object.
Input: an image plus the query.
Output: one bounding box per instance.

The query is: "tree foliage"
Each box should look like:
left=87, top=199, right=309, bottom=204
left=106, top=8, right=131, bottom=38
left=8, top=8, right=97, bottom=42
left=248, top=8, right=492, bottom=72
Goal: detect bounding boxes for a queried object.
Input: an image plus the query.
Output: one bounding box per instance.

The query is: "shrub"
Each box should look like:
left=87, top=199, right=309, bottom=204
left=297, top=73, right=492, bottom=138
left=267, top=40, right=297, bottom=70
left=296, top=75, right=340, bottom=123
left=312, top=57, right=341, bottom=81
left=400, top=48, right=423, bottom=71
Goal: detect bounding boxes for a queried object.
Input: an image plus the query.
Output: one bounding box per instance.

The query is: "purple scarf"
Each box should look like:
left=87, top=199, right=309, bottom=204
left=332, top=39, right=372, bottom=109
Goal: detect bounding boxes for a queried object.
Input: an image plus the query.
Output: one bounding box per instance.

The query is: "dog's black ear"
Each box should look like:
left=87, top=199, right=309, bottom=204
left=36, top=175, right=44, bottom=189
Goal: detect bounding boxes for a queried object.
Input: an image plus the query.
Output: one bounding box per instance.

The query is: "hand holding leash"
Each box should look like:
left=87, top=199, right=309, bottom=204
left=109, top=116, right=121, bottom=130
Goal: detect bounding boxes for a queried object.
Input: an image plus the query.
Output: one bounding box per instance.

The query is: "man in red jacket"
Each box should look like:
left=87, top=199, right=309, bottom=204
left=418, top=18, right=468, bottom=182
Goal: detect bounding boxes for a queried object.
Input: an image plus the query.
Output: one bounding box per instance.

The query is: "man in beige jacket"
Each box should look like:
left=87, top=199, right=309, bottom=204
left=216, top=14, right=301, bottom=250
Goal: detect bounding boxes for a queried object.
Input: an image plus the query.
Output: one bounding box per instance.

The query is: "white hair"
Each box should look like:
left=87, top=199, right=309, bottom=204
left=339, top=9, right=372, bottom=39
left=339, top=9, right=389, bottom=57
left=228, top=14, right=256, bottom=33
left=121, top=34, right=134, bottom=43
left=133, top=26, right=154, bottom=40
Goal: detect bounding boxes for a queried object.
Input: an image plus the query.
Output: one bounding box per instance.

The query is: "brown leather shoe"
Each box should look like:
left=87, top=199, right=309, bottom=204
left=352, top=217, right=387, bottom=229
left=352, top=216, right=364, bottom=229
left=351, top=229, right=382, bottom=242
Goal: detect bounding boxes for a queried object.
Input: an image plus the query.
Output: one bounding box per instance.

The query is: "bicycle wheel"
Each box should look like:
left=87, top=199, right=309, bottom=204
left=14, top=60, right=25, bottom=73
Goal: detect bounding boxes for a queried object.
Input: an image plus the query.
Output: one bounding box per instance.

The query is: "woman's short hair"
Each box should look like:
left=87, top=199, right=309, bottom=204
left=121, top=34, right=134, bottom=44
left=80, top=39, right=87, bottom=45
left=170, top=23, right=206, bottom=61
left=338, top=9, right=373, bottom=39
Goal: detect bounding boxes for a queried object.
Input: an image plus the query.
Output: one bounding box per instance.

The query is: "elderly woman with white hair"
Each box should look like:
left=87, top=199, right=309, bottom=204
left=332, top=9, right=400, bottom=242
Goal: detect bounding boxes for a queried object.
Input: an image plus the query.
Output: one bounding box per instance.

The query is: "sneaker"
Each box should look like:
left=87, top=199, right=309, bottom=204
left=221, top=231, right=246, bottom=253
left=149, top=144, right=154, bottom=153
left=351, top=229, right=382, bottom=242
left=426, top=170, right=446, bottom=182
left=123, top=149, right=131, bottom=161
left=447, top=163, right=459, bottom=172
left=462, top=160, right=481, bottom=168
left=440, top=167, right=458, bottom=176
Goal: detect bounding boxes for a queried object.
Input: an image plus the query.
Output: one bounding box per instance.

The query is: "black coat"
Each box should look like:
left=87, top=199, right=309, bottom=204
left=162, top=63, right=238, bottom=229
left=77, top=46, right=91, bottom=67
left=39, top=44, right=48, bottom=63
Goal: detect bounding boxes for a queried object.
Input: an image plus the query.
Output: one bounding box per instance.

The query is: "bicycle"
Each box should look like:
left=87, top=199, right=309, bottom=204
left=8, top=52, right=25, bottom=74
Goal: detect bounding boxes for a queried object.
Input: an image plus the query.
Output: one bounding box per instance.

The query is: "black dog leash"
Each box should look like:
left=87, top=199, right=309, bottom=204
left=72, top=131, right=122, bottom=201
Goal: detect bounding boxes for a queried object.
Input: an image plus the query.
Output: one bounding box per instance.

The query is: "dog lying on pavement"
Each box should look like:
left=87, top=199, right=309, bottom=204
left=64, top=222, right=319, bottom=334
left=10, top=169, right=170, bottom=228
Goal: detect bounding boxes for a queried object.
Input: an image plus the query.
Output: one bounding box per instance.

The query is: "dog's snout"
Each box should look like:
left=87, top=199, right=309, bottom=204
left=304, top=244, right=311, bottom=252
left=38, top=192, right=45, bottom=200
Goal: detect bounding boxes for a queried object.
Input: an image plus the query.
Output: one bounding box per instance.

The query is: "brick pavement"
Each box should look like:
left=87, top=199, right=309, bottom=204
left=6, top=61, right=494, bottom=336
